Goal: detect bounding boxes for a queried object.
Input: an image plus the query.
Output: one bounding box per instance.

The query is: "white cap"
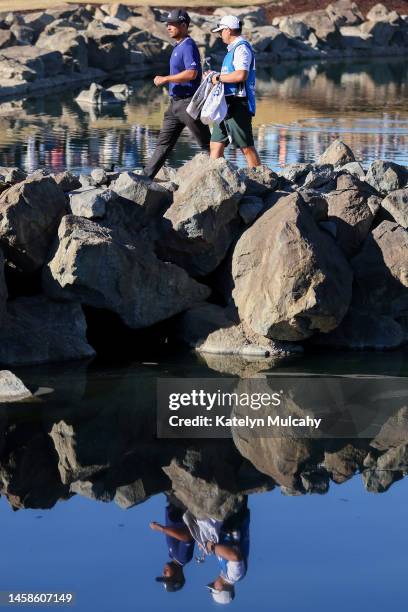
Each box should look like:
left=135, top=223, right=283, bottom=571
left=206, top=584, right=235, bottom=605
left=211, top=15, right=242, bottom=32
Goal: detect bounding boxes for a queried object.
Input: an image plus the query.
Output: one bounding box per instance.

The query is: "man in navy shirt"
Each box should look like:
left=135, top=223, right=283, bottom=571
left=150, top=501, right=195, bottom=592
left=143, top=9, right=210, bottom=178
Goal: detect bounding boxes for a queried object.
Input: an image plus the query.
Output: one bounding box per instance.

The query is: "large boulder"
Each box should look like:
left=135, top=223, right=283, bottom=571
left=36, top=28, right=88, bottom=73
left=381, top=189, right=408, bottom=229
left=0, top=296, right=95, bottom=366
left=325, top=173, right=380, bottom=257
left=110, top=171, right=171, bottom=219
left=365, top=160, right=408, bottom=194
left=295, top=10, right=342, bottom=46
left=0, top=173, right=66, bottom=272
left=326, top=0, right=364, bottom=26
left=279, top=16, right=312, bottom=40
left=0, top=45, right=64, bottom=77
left=351, top=221, right=408, bottom=318
left=232, top=193, right=353, bottom=341
left=366, top=3, right=401, bottom=24
left=43, top=216, right=210, bottom=329
left=250, top=26, right=290, bottom=55
left=157, top=156, right=245, bottom=277
left=317, top=139, right=355, bottom=166
left=86, top=21, right=128, bottom=71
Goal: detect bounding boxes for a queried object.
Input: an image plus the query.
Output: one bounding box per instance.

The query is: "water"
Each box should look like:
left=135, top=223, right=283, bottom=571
left=1, top=351, right=408, bottom=610
left=1, top=58, right=408, bottom=173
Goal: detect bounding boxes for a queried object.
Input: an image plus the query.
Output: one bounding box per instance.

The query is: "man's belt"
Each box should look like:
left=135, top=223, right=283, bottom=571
left=171, top=95, right=193, bottom=101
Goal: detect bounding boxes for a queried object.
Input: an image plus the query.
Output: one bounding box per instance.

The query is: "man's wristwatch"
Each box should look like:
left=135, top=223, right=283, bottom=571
left=215, top=74, right=221, bottom=83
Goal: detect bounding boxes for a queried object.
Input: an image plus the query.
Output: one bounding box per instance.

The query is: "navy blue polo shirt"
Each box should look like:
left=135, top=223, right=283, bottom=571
left=165, top=505, right=194, bottom=566
left=169, top=37, right=201, bottom=98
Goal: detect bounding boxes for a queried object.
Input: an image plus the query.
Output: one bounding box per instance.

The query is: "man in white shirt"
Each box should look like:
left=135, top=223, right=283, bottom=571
left=210, top=15, right=261, bottom=168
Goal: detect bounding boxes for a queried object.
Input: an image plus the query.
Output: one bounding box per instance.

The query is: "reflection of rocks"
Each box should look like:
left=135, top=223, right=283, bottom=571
left=0, top=370, right=32, bottom=402
left=163, top=447, right=247, bottom=520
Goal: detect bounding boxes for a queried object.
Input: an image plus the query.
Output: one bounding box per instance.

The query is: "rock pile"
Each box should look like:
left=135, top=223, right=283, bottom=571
left=0, top=139, right=406, bottom=366
left=1, top=2, right=408, bottom=99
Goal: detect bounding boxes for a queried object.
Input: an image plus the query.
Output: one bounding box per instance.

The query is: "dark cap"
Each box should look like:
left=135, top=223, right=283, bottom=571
left=162, top=8, right=191, bottom=26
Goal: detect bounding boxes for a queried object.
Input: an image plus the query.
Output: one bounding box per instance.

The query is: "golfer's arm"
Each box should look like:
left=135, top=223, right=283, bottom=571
left=214, top=544, right=242, bottom=561
left=220, top=70, right=248, bottom=84
left=160, top=525, right=193, bottom=542
left=163, top=69, right=198, bottom=84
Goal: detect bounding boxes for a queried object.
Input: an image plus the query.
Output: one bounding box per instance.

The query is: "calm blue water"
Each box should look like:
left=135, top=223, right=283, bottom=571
left=1, top=477, right=407, bottom=611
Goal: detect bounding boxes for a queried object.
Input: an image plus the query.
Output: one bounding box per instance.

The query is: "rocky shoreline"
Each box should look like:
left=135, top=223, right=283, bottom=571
left=0, top=1, right=408, bottom=99
left=0, top=138, right=406, bottom=367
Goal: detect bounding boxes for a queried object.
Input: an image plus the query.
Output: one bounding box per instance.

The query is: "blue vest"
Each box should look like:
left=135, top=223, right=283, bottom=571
left=221, top=39, right=256, bottom=116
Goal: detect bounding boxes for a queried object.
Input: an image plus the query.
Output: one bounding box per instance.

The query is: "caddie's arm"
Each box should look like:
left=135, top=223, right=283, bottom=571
left=211, top=70, right=248, bottom=86
left=149, top=521, right=193, bottom=542
left=206, top=541, right=242, bottom=561
left=154, top=70, right=198, bottom=87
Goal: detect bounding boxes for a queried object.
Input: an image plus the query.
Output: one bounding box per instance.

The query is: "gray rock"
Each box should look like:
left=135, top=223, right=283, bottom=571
left=86, top=21, right=128, bottom=71
left=36, top=29, right=88, bottom=73
left=279, top=16, right=312, bottom=39
left=158, top=156, right=245, bottom=277
left=68, top=187, right=115, bottom=219
left=238, top=195, right=264, bottom=224
left=366, top=3, right=401, bottom=23
left=279, top=163, right=313, bottom=184
left=381, top=189, right=408, bottom=228
left=313, top=308, right=405, bottom=349
left=325, top=173, right=379, bottom=257
left=0, top=30, right=16, bottom=50
left=377, top=444, right=408, bottom=470
left=0, top=167, right=26, bottom=185
left=239, top=165, right=278, bottom=196
left=0, top=296, right=95, bottom=366
left=318, top=139, right=356, bottom=166
left=366, top=160, right=408, bottom=194
left=76, top=82, right=123, bottom=106
left=296, top=189, right=328, bottom=221
left=53, top=171, right=81, bottom=192
left=351, top=221, right=408, bottom=317
left=303, top=164, right=335, bottom=189
left=43, top=215, right=210, bottom=329
left=110, top=171, right=171, bottom=220
left=163, top=457, right=244, bottom=521
left=175, top=303, right=300, bottom=357
left=0, top=45, right=64, bottom=77
left=0, top=370, right=32, bottom=402
left=90, top=168, right=108, bottom=186
left=250, top=26, right=290, bottom=54
left=0, top=173, right=66, bottom=272
left=326, top=0, right=364, bottom=26
left=362, top=469, right=400, bottom=493
left=232, top=192, right=353, bottom=341
left=342, top=161, right=365, bottom=179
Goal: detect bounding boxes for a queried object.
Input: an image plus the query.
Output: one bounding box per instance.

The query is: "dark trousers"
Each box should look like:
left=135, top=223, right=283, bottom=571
left=143, top=97, right=211, bottom=179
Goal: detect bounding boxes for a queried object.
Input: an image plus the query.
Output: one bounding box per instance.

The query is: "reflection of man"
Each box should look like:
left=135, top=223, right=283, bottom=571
left=206, top=502, right=250, bottom=605
left=209, top=16, right=261, bottom=168
left=150, top=501, right=195, bottom=592
left=143, top=9, right=210, bottom=178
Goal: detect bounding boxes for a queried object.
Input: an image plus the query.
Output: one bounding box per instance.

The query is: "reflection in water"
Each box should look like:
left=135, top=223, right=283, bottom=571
left=1, top=58, right=408, bottom=173
left=0, top=354, right=408, bottom=609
